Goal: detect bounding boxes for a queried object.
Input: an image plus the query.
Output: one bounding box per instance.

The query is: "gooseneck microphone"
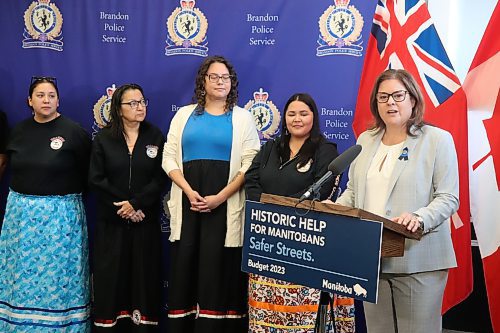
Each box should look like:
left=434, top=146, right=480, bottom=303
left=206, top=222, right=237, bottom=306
left=299, top=144, right=362, bottom=202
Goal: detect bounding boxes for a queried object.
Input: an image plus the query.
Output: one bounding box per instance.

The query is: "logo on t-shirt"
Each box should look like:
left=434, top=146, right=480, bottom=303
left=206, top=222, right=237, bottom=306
left=50, top=136, right=65, bottom=150
left=146, top=145, right=158, bottom=158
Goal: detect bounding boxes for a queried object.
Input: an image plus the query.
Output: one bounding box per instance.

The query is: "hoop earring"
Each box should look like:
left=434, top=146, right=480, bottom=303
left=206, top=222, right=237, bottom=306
left=201, top=90, right=206, bottom=96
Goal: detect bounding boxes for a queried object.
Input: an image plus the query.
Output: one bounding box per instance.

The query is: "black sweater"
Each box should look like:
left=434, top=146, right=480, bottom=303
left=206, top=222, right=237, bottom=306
left=88, top=121, right=167, bottom=218
left=245, top=137, right=339, bottom=201
left=7, top=115, right=90, bottom=195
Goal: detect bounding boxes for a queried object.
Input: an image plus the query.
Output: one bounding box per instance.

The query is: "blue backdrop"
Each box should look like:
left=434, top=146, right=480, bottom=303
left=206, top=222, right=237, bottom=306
left=0, top=0, right=376, bottom=330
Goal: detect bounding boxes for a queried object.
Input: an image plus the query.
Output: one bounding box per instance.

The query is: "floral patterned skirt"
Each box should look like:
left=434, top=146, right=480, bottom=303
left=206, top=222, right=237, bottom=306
left=248, top=274, right=355, bottom=333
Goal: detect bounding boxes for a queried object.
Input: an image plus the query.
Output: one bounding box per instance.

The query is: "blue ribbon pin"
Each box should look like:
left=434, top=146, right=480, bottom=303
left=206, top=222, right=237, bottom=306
left=398, top=147, right=409, bottom=161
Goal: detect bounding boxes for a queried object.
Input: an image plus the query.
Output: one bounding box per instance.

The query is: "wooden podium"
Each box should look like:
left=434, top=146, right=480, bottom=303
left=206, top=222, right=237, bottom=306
left=260, top=193, right=422, bottom=258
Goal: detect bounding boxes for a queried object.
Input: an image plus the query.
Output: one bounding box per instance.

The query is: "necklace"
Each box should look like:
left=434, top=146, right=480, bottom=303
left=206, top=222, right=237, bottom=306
left=124, top=133, right=138, bottom=154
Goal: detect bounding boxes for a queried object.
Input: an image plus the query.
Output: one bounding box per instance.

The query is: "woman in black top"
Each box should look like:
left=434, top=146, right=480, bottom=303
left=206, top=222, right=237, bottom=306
left=245, top=93, right=355, bottom=333
left=245, top=93, right=339, bottom=202
left=0, top=77, right=91, bottom=332
left=89, top=83, right=166, bottom=332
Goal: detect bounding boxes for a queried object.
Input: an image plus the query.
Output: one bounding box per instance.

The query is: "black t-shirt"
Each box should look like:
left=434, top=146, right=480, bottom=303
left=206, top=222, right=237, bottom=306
left=7, top=115, right=91, bottom=195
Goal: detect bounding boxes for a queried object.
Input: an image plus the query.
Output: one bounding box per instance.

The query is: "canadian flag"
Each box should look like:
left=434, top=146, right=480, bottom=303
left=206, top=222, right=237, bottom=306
left=463, top=2, right=500, bottom=332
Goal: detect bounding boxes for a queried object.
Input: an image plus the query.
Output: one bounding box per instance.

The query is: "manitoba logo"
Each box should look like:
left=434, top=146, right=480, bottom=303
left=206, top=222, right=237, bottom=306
left=23, top=0, right=63, bottom=51
left=92, top=84, right=117, bottom=138
left=244, top=88, right=280, bottom=140
left=317, top=0, right=364, bottom=57
left=165, top=0, right=208, bottom=57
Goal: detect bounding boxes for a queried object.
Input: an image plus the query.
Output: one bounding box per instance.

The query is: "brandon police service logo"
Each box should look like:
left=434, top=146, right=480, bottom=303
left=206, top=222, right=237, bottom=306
left=146, top=145, right=159, bottom=159
left=23, top=0, right=63, bottom=51
left=165, top=0, right=209, bottom=57
left=244, top=88, right=280, bottom=140
left=92, top=84, right=117, bottom=138
left=317, top=0, right=364, bottom=57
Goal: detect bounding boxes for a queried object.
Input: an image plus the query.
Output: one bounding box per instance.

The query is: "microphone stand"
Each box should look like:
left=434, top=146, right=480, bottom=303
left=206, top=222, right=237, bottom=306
left=314, top=291, right=336, bottom=333
left=299, top=185, right=339, bottom=333
left=308, top=188, right=336, bottom=333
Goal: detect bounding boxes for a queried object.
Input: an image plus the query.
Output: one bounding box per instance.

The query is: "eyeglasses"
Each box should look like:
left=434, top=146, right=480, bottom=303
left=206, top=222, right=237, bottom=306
left=121, top=99, right=149, bottom=109
left=376, top=90, right=409, bottom=103
left=206, top=73, right=232, bottom=83
left=31, top=76, right=58, bottom=87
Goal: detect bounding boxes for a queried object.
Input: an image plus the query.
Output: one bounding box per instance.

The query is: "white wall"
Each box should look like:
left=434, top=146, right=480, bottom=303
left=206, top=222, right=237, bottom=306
left=428, top=0, right=497, bottom=82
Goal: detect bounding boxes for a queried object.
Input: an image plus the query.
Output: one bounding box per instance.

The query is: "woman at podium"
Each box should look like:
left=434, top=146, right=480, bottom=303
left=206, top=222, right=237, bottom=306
left=336, top=69, right=459, bottom=333
left=245, top=93, right=354, bottom=333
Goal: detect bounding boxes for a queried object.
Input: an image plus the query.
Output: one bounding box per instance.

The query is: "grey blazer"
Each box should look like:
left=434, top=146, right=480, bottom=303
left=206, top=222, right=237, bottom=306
left=337, top=125, right=458, bottom=273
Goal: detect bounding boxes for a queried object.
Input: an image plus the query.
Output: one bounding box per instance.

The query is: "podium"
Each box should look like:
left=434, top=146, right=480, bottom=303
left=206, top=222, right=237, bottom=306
left=242, top=193, right=422, bottom=301
left=242, top=194, right=422, bottom=332
left=259, top=193, right=422, bottom=258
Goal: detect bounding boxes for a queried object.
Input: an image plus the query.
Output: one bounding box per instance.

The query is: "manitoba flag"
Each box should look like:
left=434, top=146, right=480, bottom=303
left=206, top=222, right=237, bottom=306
left=353, top=0, right=472, bottom=312
left=463, top=2, right=500, bottom=331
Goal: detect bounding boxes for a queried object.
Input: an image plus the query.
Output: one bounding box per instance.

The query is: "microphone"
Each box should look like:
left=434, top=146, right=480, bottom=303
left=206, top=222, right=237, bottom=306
left=299, top=144, right=362, bottom=202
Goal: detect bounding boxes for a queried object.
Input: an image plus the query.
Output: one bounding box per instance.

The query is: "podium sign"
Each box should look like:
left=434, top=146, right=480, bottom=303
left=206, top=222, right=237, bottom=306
left=242, top=200, right=383, bottom=303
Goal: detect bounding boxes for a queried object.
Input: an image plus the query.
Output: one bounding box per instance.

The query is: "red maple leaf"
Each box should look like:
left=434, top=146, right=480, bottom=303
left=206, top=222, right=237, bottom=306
left=472, top=89, right=500, bottom=190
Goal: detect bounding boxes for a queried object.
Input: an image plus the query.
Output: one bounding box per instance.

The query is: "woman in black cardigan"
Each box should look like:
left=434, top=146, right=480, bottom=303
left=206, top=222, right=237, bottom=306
left=89, top=83, right=166, bottom=332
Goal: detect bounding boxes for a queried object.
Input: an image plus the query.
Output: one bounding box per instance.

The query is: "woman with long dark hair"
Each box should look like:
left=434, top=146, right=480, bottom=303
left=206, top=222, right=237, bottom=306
left=0, top=76, right=91, bottom=332
left=244, top=92, right=345, bottom=332
left=89, top=83, right=166, bottom=332
left=162, top=56, right=260, bottom=333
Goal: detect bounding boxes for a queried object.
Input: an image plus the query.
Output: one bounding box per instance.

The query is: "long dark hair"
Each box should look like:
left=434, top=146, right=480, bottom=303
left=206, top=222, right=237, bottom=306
left=369, top=69, right=425, bottom=136
left=107, top=83, right=145, bottom=138
left=192, top=55, right=239, bottom=113
left=278, top=93, right=325, bottom=167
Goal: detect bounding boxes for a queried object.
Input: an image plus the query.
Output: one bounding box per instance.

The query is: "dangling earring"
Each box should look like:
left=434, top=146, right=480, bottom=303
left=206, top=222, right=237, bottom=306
left=201, top=90, right=206, bottom=96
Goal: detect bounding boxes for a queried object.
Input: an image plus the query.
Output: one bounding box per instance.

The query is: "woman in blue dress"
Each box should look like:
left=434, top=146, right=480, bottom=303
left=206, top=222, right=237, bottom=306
left=0, top=76, right=91, bottom=332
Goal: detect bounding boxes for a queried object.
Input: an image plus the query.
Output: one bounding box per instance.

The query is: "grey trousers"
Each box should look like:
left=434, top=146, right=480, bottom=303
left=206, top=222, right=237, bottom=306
left=364, top=270, right=448, bottom=333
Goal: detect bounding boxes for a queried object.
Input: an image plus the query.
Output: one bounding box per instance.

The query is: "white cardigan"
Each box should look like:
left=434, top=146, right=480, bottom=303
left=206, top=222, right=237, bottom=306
left=162, top=104, right=260, bottom=247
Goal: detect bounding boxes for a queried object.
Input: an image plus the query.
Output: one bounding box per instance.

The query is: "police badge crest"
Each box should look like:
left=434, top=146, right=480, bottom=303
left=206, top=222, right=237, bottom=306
left=146, top=145, right=159, bottom=159
left=165, top=0, right=209, bottom=57
left=92, top=84, right=117, bottom=138
left=317, top=0, right=364, bottom=57
left=23, top=0, right=63, bottom=51
left=244, top=88, right=281, bottom=141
